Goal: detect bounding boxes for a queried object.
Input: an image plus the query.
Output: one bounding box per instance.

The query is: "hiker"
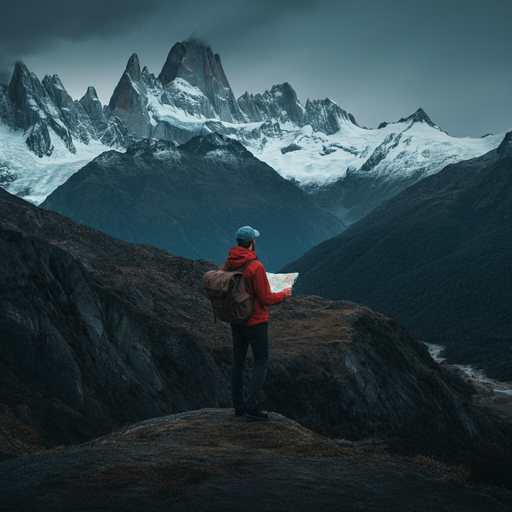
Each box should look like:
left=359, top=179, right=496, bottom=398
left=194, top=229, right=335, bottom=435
left=223, top=226, right=292, bottom=421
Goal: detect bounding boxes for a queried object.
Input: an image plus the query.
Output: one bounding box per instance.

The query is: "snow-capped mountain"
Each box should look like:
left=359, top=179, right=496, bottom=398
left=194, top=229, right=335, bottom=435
left=0, top=61, right=129, bottom=204
left=245, top=108, right=504, bottom=224
left=0, top=37, right=508, bottom=222
left=98, top=38, right=507, bottom=224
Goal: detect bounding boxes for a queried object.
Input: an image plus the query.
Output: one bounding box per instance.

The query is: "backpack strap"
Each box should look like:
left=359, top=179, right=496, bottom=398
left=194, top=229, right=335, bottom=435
left=226, top=258, right=257, bottom=273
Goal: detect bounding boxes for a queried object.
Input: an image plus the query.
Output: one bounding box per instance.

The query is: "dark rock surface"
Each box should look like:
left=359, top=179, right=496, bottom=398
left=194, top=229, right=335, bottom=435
left=282, top=132, right=512, bottom=380
left=107, top=54, right=152, bottom=139
left=42, top=74, right=95, bottom=146
left=1, top=409, right=511, bottom=512
left=305, top=97, right=359, bottom=134
left=7, top=62, right=74, bottom=155
left=237, top=83, right=358, bottom=135
left=239, top=296, right=509, bottom=461
left=41, top=133, right=346, bottom=271
left=237, top=83, right=306, bottom=126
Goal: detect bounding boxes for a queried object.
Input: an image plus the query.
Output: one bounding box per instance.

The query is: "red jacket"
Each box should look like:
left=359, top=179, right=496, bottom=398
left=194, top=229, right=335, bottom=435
left=223, top=247, right=287, bottom=326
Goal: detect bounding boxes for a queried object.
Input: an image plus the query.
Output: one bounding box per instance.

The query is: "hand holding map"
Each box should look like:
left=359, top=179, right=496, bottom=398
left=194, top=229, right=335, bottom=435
left=266, top=272, right=299, bottom=293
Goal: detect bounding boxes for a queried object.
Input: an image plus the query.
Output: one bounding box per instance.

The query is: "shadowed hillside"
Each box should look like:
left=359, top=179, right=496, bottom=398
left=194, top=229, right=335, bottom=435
left=282, top=132, right=512, bottom=380
left=41, top=134, right=346, bottom=271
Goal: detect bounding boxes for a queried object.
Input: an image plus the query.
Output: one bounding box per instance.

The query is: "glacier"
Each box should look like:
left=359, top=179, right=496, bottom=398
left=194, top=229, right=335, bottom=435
left=0, top=123, right=115, bottom=205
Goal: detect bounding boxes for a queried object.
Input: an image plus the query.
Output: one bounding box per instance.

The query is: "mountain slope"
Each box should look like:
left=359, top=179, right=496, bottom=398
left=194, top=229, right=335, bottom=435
left=261, top=109, right=504, bottom=225
left=0, top=187, right=232, bottom=459
left=41, top=134, right=346, bottom=270
left=282, top=132, right=512, bottom=380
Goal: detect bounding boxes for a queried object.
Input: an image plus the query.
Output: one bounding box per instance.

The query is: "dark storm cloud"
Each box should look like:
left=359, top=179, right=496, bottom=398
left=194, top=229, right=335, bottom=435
left=190, top=0, right=339, bottom=45
left=0, top=0, right=169, bottom=76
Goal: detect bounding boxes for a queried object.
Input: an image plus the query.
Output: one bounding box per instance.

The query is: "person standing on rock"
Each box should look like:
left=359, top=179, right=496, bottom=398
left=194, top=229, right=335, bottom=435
left=223, top=226, right=292, bottom=421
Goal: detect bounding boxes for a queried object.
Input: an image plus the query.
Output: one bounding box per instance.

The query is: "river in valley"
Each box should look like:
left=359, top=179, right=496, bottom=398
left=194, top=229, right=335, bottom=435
left=423, top=342, right=512, bottom=397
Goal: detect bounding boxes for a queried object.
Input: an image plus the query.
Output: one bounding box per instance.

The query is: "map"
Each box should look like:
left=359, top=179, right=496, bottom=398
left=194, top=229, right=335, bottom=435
left=266, top=272, right=299, bottom=293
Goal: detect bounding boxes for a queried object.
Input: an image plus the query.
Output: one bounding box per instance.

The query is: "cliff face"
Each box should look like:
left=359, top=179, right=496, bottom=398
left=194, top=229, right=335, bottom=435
left=158, top=39, right=244, bottom=123
left=0, top=188, right=231, bottom=460
left=212, top=296, right=496, bottom=460
left=107, top=54, right=152, bottom=139
left=0, top=62, right=128, bottom=158
left=1, top=187, right=509, bottom=463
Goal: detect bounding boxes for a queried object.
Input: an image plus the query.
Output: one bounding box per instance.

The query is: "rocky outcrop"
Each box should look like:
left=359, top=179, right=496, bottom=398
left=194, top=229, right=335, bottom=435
left=2, top=186, right=511, bottom=466
left=264, top=297, right=483, bottom=457
left=378, top=108, right=437, bottom=130
left=237, top=84, right=359, bottom=136
left=2, top=409, right=511, bottom=512
left=42, top=74, right=95, bottom=145
left=0, top=188, right=231, bottom=459
left=79, top=86, right=109, bottom=135
left=41, top=133, right=346, bottom=271
left=238, top=83, right=306, bottom=125
left=6, top=61, right=75, bottom=155
left=79, top=86, right=131, bottom=147
left=305, top=98, right=358, bottom=135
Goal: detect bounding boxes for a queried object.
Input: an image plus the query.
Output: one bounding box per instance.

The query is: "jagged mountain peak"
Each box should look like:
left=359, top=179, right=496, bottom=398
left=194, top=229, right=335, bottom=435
left=125, top=53, right=142, bottom=82
left=237, top=84, right=359, bottom=133
left=42, top=73, right=64, bottom=89
left=157, top=39, right=243, bottom=123
left=107, top=51, right=150, bottom=139
left=10, top=60, right=30, bottom=77
left=270, top=82, right=298, bottom=97
left=304, top=97, right=359, bottom=131
left=237, top=82, right=305, bottom=126
left=158, top=39, right=215, bottom=88
left=7, top=61, right=38, bottom=103
left=80, top=86, right=102, bottom=113
left=399, top=107, right=437, bottom=128
left=378, top=108, right=438, bottom=130
left=42, top=74, right=72, bottom=110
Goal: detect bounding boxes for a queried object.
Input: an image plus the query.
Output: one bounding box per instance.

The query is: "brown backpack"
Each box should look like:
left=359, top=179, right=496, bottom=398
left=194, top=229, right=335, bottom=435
left=202, top=259, right=257, bottom=324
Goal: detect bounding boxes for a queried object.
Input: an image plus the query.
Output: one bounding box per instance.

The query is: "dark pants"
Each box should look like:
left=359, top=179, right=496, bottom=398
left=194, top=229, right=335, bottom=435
left=230, top=322, right=269, bottom=409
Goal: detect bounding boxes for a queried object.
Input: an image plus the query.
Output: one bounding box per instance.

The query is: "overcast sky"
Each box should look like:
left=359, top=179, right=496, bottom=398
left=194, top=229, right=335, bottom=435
left=1, top=0, right=511, bottom=137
